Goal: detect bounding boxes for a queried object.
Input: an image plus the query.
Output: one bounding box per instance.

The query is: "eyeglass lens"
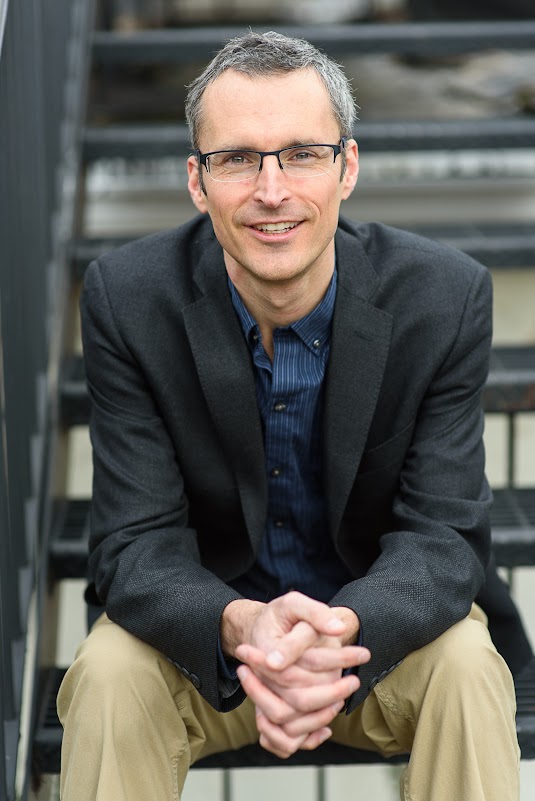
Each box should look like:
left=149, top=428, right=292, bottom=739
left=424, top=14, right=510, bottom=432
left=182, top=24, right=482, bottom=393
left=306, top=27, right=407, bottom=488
left=207, top=145, right=338, bottom=182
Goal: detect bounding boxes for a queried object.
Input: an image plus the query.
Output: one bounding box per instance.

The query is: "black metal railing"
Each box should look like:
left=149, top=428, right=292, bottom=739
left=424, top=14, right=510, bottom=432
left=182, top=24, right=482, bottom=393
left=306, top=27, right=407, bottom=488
left=0, top=1, right=92, bottom=799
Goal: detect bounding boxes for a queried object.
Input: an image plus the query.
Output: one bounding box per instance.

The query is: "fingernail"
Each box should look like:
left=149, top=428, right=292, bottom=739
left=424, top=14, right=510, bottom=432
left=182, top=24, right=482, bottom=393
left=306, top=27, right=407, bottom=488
left=237, top=665, right=248, bottom=680
left=320, top=728, right=332, bottom=744
left=267, top=650, right=284, bottom=667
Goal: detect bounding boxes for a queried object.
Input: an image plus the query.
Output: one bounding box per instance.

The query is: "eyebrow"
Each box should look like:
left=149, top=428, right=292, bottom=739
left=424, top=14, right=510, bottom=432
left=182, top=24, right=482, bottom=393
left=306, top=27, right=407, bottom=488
left=208, top=139, right=328, bottom=152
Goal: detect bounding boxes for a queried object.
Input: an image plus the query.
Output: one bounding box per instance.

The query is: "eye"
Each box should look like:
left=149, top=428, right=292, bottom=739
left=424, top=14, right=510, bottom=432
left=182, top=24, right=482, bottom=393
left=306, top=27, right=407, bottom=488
left=287, top=148, right=317, bottom=162
left=220, top=151, right=255, bottom=167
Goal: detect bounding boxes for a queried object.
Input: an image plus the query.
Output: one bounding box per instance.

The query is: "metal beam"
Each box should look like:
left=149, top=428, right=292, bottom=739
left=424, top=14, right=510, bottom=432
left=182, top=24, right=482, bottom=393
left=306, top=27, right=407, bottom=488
left=83, top=117, right=535, bottom=159
left=91, top=22, right=535, bottom=65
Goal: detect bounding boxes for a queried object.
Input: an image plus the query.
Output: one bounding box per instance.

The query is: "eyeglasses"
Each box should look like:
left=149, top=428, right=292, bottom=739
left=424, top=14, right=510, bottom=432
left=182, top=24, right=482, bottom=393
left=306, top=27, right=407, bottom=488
left=195, top=138, right=347, bottom=183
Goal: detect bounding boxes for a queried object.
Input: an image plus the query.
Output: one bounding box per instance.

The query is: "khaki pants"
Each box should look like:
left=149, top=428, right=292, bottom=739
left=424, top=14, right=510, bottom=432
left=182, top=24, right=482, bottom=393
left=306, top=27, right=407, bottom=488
left=57, top=605, right=519, bottom=801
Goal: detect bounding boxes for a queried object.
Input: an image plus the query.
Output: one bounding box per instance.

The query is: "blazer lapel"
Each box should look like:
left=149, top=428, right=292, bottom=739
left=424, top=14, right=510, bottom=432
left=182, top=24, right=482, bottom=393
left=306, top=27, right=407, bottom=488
left=325, top=227, right=393, bottom=537
left=183, top=238, right=267, bottom=551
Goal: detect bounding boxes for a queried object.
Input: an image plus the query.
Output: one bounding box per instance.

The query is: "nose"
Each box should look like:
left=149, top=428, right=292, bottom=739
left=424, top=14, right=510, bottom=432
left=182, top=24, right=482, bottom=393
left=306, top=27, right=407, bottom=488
left=253, top=153, right=292, bottom=207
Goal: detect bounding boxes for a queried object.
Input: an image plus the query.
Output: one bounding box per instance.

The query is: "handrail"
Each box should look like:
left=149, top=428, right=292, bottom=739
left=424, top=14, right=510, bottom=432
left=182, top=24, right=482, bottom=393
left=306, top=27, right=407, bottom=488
left=0, top=0, right=8, bottom=57
left=0, top=1, right=94, bottom=798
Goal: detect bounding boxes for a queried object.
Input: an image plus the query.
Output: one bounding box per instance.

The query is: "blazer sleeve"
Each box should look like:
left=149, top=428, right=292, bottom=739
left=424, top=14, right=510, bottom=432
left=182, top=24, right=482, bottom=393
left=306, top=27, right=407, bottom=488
left=81, top=259, right=245, bottom=712
left=330, top=264, right=494, bottom=713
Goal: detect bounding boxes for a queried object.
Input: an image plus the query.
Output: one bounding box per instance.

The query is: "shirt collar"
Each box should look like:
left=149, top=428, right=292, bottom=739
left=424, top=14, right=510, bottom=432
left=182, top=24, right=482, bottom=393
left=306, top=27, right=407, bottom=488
left=228, top=267, right=337, bottom=355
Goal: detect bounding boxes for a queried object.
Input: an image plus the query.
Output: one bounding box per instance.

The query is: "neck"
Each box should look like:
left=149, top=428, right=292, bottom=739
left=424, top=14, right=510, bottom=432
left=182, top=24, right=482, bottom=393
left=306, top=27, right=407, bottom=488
left=227, top=263, right=334, bottom=361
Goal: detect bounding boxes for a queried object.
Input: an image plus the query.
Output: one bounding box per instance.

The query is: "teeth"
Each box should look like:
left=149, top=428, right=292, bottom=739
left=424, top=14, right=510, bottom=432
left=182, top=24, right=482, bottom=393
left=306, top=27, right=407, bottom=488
left=254, top=222, right=299, bottom=233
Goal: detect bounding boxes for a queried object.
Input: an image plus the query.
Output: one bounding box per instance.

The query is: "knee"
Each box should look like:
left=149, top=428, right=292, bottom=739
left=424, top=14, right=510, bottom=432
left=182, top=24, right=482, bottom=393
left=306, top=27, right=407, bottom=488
left=59, top=616, right=183, bottom=714
left=427, top=615, right=513, bottom=696
left=76, top=618, right=154, bottom=686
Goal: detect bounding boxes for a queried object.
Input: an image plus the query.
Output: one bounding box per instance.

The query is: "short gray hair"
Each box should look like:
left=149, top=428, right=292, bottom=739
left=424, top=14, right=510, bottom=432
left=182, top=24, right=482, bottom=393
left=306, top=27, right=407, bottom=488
left=185, top=30, right=357, bottom=149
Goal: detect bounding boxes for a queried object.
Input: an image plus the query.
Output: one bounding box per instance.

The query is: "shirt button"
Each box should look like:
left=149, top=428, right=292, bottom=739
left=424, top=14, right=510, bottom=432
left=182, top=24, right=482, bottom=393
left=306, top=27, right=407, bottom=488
left=274, top=402, right=286, bottom=412
left=313, top=339, right=321, bottom=349
left=252, top=333, right=260, bottom=342
left=274, top=520, right=284, bottom=528
left=271, top=467, right=282, bottom=477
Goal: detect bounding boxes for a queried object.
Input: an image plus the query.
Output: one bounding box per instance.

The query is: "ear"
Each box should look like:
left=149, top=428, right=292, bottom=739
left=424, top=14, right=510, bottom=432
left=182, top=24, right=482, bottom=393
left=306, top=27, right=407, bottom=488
left=341, top=138, right=359, bottom=200
left=187, top=155, right=208, bottom=213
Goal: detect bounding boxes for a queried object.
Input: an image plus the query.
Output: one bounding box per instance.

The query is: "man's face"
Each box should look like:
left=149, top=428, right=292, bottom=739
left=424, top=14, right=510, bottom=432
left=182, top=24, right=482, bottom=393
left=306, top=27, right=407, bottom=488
left=187, top=68, right=359, bottom=288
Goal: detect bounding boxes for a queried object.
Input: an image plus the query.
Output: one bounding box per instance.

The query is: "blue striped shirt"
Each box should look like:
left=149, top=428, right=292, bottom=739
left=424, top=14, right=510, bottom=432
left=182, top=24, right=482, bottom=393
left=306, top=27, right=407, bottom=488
left=228, top=270, right=353, bottom=604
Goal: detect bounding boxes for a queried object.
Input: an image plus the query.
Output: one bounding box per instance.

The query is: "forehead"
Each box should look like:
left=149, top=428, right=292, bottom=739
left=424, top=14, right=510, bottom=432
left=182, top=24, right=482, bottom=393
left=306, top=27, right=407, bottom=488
left=198, top=68, right=339, bottom=149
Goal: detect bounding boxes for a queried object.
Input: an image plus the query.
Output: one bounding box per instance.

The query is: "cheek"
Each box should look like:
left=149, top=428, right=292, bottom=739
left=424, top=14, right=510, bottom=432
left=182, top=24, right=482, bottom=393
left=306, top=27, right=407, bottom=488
left=208, top=192, right=249, bottom=231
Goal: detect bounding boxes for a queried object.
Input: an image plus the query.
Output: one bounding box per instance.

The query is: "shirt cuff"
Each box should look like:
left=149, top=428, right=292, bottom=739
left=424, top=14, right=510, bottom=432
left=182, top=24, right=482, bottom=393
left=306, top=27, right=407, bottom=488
left=216, top=635, right=242, bottom=699
left=342, top=619, right=364, bottom=677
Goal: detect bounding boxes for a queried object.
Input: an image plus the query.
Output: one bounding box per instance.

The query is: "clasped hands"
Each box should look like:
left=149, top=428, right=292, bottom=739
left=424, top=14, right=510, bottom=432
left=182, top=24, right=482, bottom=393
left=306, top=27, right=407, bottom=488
left=221, top=592, right=370, bottom=759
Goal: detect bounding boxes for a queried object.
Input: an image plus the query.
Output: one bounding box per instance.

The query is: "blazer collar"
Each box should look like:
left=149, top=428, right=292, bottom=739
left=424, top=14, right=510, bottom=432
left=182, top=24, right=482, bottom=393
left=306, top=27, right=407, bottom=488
left=324, top=225, right=393, bottom=537
left=183, top=231, right=267, bottom=551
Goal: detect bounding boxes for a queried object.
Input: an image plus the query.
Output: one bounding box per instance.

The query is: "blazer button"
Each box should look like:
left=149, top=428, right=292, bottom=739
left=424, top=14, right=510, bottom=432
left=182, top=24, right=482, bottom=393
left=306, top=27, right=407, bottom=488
left=190, top=674, right=201, bottom=690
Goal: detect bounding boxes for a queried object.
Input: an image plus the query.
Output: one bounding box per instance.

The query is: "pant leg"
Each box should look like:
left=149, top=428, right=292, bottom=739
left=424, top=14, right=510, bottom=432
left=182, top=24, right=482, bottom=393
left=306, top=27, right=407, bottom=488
left=330, top=605, right=520, bottom=801
left=57, top=614, right=258, bottom=801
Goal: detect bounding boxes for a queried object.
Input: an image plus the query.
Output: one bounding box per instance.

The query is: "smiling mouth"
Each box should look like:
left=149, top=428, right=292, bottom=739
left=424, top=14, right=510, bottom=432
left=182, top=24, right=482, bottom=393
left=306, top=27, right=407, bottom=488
left=252, top=221, right=300, bottom=233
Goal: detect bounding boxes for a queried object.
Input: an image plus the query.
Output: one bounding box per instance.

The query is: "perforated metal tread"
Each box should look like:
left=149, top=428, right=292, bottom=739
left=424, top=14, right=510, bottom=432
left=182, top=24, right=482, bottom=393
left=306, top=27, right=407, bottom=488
left=32, top=657, right=535, bottom=776
left=490, top=488, right=535, bottom=567
left=49, top=499, right=90, bottom=580
left=83, top=117, right=535, bottom=160
left=91, top=22, right=535, bottom=64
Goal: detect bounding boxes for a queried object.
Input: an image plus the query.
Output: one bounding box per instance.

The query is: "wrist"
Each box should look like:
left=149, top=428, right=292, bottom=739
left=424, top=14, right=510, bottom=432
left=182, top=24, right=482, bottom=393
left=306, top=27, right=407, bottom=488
left=220, top=598, right=265, bottom=659
left=331, top=606, right=360, bottom=646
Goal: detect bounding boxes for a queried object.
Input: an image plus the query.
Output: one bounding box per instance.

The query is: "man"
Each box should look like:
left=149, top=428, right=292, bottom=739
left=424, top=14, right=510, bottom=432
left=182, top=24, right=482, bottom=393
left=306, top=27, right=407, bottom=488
left=58, top=31, right=521, bottom=801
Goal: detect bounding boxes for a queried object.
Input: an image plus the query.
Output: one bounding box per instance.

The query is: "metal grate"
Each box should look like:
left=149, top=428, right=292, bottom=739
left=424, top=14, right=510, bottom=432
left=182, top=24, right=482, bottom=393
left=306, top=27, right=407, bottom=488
left=49, top=500, right=90, bottom=579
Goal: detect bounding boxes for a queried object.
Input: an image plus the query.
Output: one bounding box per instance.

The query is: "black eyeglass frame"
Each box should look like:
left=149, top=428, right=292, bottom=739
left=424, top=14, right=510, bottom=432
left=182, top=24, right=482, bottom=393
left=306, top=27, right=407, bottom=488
left=195, top=137, right=348, bottom=178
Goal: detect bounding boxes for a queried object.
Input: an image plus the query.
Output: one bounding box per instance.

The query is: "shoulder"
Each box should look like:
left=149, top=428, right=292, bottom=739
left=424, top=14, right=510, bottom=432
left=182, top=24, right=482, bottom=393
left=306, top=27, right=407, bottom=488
left=336, top=216, right=491, bottom=310
left=339, top=216, right=487, bottom=280
left=82, top=214, right=223, bottom=319
left=81, top=214, right=225, bottom=346
left=91, top=214, right=217, bottom=287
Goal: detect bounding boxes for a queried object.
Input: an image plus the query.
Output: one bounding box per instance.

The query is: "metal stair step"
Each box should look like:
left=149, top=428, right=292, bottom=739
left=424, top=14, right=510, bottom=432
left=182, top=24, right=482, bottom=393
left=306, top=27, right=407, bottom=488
left=48, top=488, right=535, bottom=581
left=491, top=488, right=535, bottom=567
left=31, top=657, right=535, bottom=776
left=71, top=225, right=535, bottom=279
left=59, top=346, right=535, bottom=428
left=49, top=499, right=90, bottom=580
left=82, top=117, right=535, bottom=159
left=60, top=356, right=91, bottom=428
left=90, top=22, right=535, bottom=64
left=486, top=346, right=535, bottom=414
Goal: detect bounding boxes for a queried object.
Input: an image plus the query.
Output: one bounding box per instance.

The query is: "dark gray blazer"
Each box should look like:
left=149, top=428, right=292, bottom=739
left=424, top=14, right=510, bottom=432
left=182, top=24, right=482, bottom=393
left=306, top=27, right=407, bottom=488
left=81, top=214, right=494, bottom=714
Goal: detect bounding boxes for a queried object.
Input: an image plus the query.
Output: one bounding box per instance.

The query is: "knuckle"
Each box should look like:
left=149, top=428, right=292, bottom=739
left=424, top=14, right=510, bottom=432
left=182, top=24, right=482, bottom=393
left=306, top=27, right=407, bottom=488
left=291, top=698, right=310, bottom=714
left=287, top=590, right=304, bottom=604
left=270, top=709, right=288, bottom=726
